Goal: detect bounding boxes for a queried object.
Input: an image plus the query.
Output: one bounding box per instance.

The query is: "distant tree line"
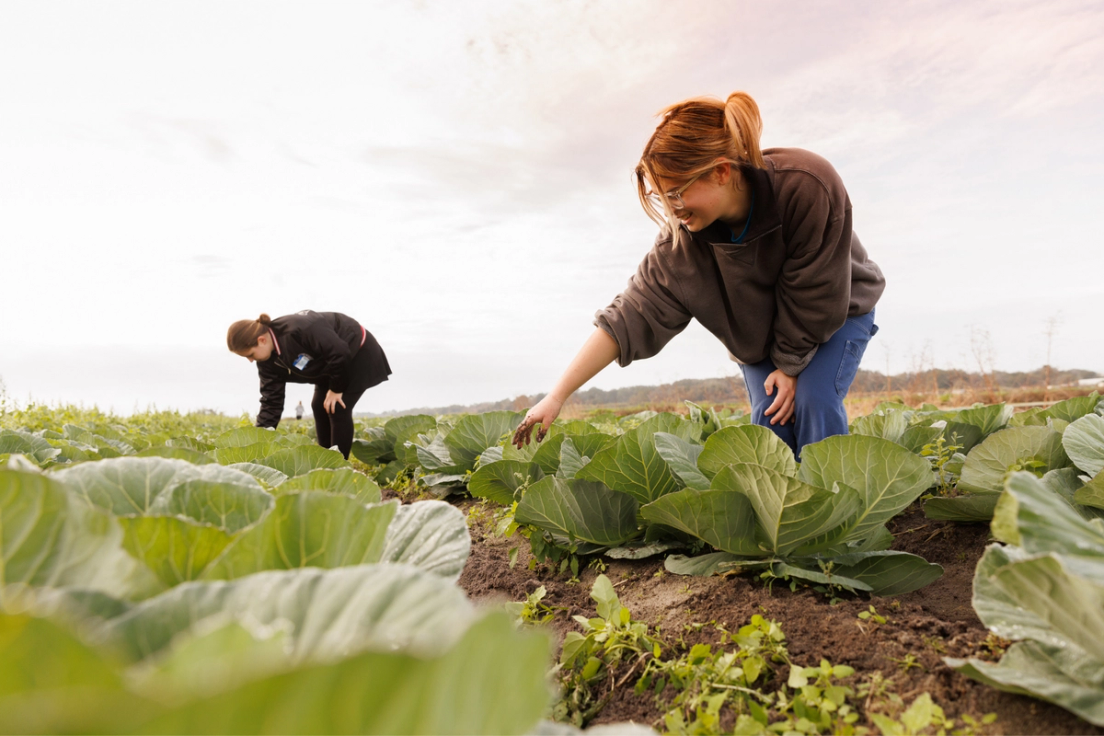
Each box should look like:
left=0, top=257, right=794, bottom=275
left=365, top=366, right=1099, bottom=418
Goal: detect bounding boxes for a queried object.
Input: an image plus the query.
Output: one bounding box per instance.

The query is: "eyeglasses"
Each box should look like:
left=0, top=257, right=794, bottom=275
left=646, top=170, right=706, bottom=211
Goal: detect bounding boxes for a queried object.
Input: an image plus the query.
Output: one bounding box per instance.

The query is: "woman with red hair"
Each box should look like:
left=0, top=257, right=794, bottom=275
left=513, top=92, right=884, bottom=460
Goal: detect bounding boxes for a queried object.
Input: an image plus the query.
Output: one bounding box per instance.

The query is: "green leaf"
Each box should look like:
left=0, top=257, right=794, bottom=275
left=136, top=447, right=216, bottom=465
left=414, top=434, right=466, bottom=473
left=898, top=425, right=944, bottom=455
left=515, top=477, right=640, bottom=548
left=259, top=445, right=346, bottom=477
left=797, top=434, right=932, bottom=541
left=990, top=472, right=1104, bottom=555
left=0, top=606, right=552, bottom=736
left=1064, top=413, right=1104, bottom=477
left=147, top=480, right=274, bottom=533
left=531, top=432, right=614, bottom=477
left=276, top=468, right=382, bottom=504
left=165, top=436, right=215, bottom=453
left=923, top=495, right=1000, bottom=522
left=654, top=432, right=711, bottom=491
left=101, top=564, right=479, bottom=664
left=640, top=489, right=761, bottom=556
left=0, top=430, right=61, bottom=466
left=951, top=403, right=1013, bottom=437
left=0, top=469, right=159, bottom=598
left=143, top=612, right=551, bottom=736
left=202, top=494, right=398, bottom=580
left=385, top=415, right=438, bottom=467
left=443, top=412, right=523, bottom=469
left=697, top=425, right=796, bottom=479
left=52, top=458, right=263, bottom=516
left=576, top=413, right=695, bottom=504
left=212, top=427, right=278, bottom=449
left=769, top=562, right=871, bottom=592
left=941, top=421, right=985, bottom=454
left=948, top=641, right=1104, bottom=727
left=350, top=427, right=394, bottom=465
left=118, top=516, right=235, bottom=585
left=226, top=462, right=288, bottom=487
left=827, top=551, right=944, bottom=596
left=958, top=426, right=1070, bottom=495
left=213, top=442, right=277, bottom=465
left=1073, top=471, right=1104, bottom=511
left=849, top=411, right=909, bottom=445
left=663, top=551, right=756, bottom=576
left=590, top=574, right=621, bottom=622
left=713, top=464, right=861, bottom=556
left=468, top=461, right=543, bottom=505
left=379, top=501, right=471, bottom=581
left=555, top=438, right=588, bottom=479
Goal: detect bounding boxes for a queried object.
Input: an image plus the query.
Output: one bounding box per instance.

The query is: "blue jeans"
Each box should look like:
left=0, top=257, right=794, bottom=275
left=739, top=311, right=878, bottom=461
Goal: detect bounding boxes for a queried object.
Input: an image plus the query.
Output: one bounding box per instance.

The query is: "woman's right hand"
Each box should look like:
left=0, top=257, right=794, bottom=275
left=512, top=395, right=564, bottom=448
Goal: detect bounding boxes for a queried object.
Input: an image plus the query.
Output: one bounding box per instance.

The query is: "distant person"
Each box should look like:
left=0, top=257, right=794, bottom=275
left=295, top=401, right=304, bottom=420
left=227, top=311, right=391, bottom=458
left=513, top=92, right=884, bottom=460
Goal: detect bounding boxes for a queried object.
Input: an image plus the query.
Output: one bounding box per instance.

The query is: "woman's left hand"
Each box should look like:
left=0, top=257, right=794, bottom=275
left=323, top=390, right=346, bottom=414
left=763, top=370, right=797, bottom=425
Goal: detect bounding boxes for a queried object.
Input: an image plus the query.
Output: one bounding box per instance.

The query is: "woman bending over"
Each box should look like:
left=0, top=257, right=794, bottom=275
left=227, top=310, right=391, bottom=458
left=513, top=92, right=884, bottom=461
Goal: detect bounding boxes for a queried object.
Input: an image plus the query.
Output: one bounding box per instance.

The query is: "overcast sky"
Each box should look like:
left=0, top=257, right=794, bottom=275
left=2, top=0, right=1102, bottom=417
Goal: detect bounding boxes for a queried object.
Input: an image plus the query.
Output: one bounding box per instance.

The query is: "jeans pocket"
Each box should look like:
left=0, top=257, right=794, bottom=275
left=835, top=340, right=864, bottom=398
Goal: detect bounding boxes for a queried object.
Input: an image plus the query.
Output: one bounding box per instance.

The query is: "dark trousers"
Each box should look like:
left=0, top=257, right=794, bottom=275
left=309, top=346, right=382, bottom=459
left=311, top=384, right=367, bottom=459
left=740, top=310, right=878, bottom=462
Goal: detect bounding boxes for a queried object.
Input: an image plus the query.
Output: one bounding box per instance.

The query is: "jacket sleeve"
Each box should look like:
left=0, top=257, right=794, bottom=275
left=301, top=322, right=356, bottom=393
left=593, top=245, right=693, bottom=367
left=256, top=365, right=285, bottom=428
left=771, top=188, right=854, bottom=376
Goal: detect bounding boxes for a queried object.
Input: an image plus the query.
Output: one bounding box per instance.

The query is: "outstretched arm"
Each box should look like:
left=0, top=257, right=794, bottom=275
left=512, top=328, right=619, bottom=447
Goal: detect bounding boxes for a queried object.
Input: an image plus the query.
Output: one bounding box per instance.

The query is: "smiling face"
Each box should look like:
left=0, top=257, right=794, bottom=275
left=234, top=333, right=273, bottom=363
left=653, top=163, right=751, bottom=233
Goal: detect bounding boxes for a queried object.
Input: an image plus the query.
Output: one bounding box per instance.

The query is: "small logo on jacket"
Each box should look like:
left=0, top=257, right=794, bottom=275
left=293, top=354, right=312, bottom=370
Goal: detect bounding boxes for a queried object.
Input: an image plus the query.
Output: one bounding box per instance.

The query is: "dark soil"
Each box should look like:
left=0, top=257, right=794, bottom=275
left=454, top=498, right=1104, bottom=735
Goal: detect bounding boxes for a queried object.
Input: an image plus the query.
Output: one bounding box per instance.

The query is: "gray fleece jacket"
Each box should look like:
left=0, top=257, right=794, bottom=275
left=594, top=147, right=885, bottom=376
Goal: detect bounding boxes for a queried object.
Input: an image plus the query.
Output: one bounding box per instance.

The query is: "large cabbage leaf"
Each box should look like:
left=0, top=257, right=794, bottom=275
left=117, top=516, right=236, bottom=587
left=1063, top=413, right=1104, bottom=477
left=259, top=445, right=346, bottom=477
left=575, top=413, right=695, bottom=504
left=797, top=434, right=932, bottom=541
left=275, top=468, right=382, bottom=504
left=379, top=501, right=471, bottom=581
left=713, top=463, right=862, bottom=556
left=515, top=477, right=639, bottom=548
left=653, top=432, right=710, bottom=491
left=468, top=460, right=544, bottom=505
left=51, top=457, right=263, bottom=516
left=0, top=603, right=551, bottom=735
left=949, top=472, right=1104, bottom=726
left=443, top=411, right=523, bottom=468
left=202, top=494, right=397, bottom=580
left=697, top=425, right=796, bottom=478
left=148, top=480, right=273, bottom=532
left=0, top=469, right=159, bottom=599
left=639, top=489, right=760, bottom=556
left=957, top=426, right=1070, bottom=495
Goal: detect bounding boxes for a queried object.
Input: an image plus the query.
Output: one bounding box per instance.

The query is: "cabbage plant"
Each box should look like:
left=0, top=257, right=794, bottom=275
left=0, top=458, right=552, bottom=734
left=946, top=472, right=1104, bottom=726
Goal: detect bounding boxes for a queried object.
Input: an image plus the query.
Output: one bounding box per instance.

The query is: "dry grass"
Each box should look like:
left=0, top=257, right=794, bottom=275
left=562, top=384, right=1101, bottom=423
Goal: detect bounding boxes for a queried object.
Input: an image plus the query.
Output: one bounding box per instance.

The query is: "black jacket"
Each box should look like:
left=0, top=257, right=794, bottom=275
left=255, top=311, right=391, bottom=427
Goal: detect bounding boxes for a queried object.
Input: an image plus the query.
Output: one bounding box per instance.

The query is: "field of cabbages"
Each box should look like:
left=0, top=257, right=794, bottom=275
left=1, top=394, right=1103, bottom=735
